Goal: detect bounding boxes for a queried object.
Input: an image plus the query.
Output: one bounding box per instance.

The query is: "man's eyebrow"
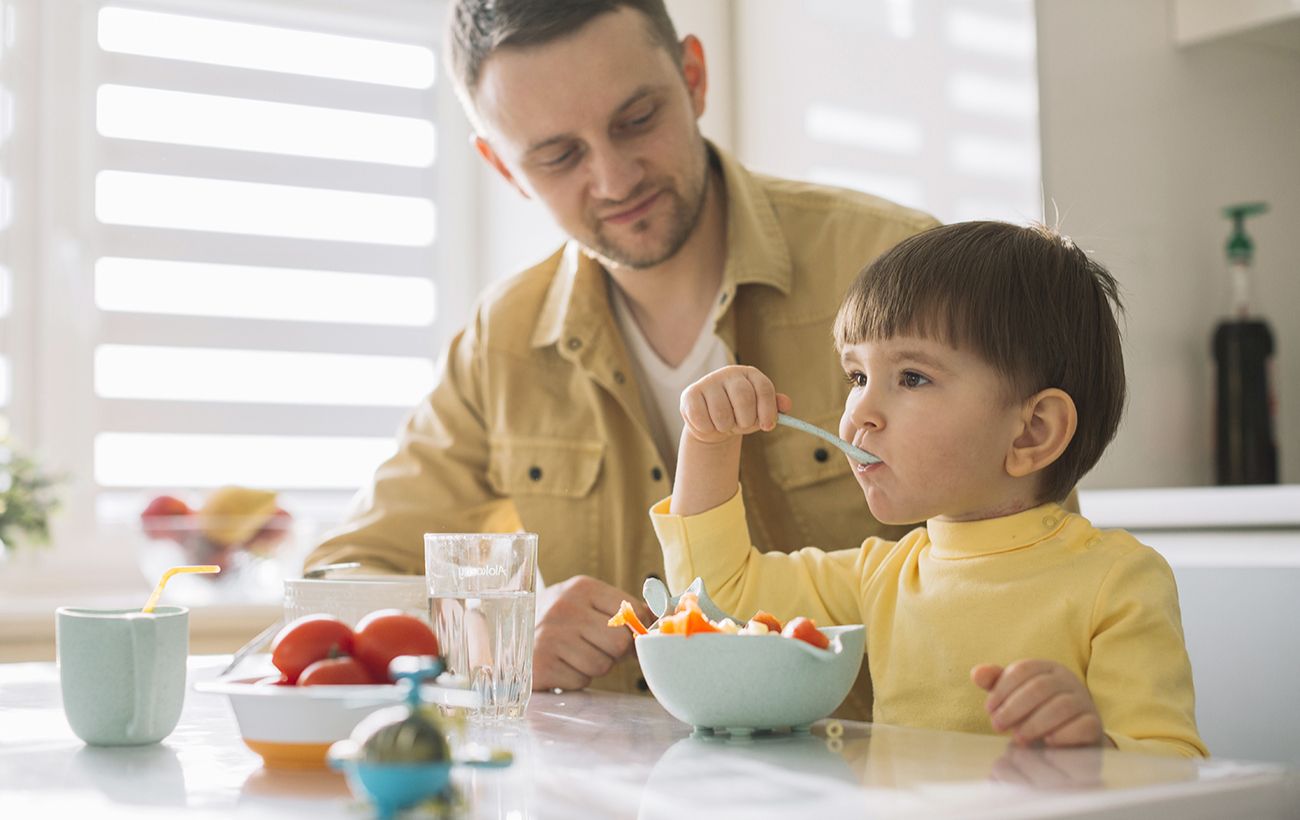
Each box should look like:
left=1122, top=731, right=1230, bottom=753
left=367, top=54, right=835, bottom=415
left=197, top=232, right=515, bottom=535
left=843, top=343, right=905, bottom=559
left=523, top=86, right=659, bottom=156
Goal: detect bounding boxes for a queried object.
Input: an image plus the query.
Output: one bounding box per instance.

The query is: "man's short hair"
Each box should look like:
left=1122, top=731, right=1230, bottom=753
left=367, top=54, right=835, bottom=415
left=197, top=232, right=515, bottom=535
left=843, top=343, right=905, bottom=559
left=832, top=221, right=1127, bottom=503
left=446, top=0, right=681, bottom=102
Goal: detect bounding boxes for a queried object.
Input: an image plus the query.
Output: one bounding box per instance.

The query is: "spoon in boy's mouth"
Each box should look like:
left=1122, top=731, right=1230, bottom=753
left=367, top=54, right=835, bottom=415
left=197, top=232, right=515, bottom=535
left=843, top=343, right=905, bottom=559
left=776, top=413, right=881, bottom=465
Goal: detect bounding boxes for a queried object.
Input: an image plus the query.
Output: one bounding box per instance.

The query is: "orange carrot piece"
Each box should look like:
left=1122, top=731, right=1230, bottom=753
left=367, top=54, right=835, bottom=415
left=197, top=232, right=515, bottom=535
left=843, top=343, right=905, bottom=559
left=606, top=600, right=648, bottom=636
left=683, top=607, right=719, bottom=636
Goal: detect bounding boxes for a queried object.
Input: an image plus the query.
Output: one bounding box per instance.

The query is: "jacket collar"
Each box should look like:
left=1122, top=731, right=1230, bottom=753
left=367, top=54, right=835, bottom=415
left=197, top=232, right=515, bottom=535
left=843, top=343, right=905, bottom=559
left=531, top=141, right=792, bottom=351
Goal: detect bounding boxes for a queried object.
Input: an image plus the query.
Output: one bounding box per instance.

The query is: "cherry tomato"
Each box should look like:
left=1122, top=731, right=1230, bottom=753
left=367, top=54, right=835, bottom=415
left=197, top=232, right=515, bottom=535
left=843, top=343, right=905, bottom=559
left=297, top=656, right=375, bottom=686
left=352, top=610, right=441, bottom=682
left=270, top=615, right=355, bottom=683
left=781, top=616, right=830, bottom=649
left=749, top=610, right=783, bottom=633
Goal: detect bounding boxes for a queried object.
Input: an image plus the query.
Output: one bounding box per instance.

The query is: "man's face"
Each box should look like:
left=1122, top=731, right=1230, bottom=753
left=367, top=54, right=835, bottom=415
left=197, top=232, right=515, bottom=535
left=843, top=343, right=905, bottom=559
left=472, top=8, right=710, bottom=270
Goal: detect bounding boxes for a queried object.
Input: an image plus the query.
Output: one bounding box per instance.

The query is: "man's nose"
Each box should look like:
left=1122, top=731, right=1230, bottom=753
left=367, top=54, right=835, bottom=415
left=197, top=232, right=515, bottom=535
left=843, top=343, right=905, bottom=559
left=588, top=142, right=645, bottom=204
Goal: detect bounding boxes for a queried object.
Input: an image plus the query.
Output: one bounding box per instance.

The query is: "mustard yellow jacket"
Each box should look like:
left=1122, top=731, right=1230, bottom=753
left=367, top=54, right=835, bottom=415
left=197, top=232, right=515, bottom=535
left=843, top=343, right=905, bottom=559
left=306, top=145, right=939, bottom=708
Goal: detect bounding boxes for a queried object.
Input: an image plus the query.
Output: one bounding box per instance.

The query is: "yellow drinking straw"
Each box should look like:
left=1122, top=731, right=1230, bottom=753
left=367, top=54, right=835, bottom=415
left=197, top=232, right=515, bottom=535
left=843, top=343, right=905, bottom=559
left=142, top=565, right=221, bottom=613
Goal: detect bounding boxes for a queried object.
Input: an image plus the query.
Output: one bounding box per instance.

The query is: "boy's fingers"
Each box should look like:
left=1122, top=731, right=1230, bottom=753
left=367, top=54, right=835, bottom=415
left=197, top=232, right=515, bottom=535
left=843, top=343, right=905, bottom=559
left=750, top=377, right=778, bottom=430
left=1009, top=691, right=1080, bottom=745
left=988, top=669, right=1057, bottom=731
left=970, top=663, right=1003, bottom=691
left=1043, top=712, right=1105, bottom=748
left=681, top=390, right=713, bottom=433
left=775, top=392, right=792, bottom=414
left=984, top=658, right=1054, bottom=712
left=703, top=387, right=738, bottom=432
left=724, top=378, right=760, bottom=431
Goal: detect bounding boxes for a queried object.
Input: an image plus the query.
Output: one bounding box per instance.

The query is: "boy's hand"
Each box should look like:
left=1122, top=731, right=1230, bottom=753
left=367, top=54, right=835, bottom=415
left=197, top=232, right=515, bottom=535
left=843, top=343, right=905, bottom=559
left=971, top=660, right=1113, bottom=748
left=680, top=366, right=791, bottom=445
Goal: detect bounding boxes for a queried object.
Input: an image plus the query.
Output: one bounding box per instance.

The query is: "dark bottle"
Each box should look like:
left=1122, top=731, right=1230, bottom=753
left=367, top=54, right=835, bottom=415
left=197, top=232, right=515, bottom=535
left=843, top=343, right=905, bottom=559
left=1212, top=203, right=1278, bottom=485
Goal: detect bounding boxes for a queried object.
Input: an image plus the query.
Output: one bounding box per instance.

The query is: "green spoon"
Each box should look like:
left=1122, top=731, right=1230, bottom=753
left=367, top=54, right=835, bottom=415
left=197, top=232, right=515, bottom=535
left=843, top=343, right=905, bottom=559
left=776, top=413, right=880, bottom=464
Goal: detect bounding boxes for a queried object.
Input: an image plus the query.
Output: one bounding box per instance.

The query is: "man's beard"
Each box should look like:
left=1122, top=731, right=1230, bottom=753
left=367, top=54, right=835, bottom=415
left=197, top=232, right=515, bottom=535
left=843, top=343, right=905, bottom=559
left=581, top=169, right=709, bottom=271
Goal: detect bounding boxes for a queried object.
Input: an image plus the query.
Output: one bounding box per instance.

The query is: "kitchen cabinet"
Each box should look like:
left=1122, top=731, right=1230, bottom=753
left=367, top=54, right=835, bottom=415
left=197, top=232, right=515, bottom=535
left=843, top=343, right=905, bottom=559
left=1174, top=0, right=1300, bottom=51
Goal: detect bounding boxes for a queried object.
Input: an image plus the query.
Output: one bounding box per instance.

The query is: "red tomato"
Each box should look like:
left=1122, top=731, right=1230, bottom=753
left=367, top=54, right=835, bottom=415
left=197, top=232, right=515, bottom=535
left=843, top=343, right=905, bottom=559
left=270, top=615, right=355, bottom=683
left=297, top=657, right=375, bottom=686
left=352, top=610, right=441, bottom=682
left=749, top=610, right=783, bottom=633
left=781, top=617, right=830, bottom=649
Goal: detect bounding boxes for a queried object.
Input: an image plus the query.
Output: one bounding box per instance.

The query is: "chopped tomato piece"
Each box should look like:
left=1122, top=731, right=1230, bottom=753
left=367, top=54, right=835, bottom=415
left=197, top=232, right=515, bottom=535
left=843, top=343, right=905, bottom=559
left=781, top=616, right=830, bottom=649
left=606, top=601, right=648, bottom=636
left=750, top=610, right=783, bottom=633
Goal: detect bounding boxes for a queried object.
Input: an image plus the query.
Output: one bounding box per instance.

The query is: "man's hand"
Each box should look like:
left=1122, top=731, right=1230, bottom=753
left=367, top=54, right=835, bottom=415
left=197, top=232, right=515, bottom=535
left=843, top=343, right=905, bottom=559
left=680, top=365, right=790, bottom=445
left=971, top=660, right=1113, bottom=748
left=532, top=575, right=654, bottom=692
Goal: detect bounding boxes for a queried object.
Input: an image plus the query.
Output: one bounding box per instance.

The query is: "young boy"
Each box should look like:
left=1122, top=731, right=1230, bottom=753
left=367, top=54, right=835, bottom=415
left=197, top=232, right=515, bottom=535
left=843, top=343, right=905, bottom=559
left=650, top=221, right=1207, bottom=758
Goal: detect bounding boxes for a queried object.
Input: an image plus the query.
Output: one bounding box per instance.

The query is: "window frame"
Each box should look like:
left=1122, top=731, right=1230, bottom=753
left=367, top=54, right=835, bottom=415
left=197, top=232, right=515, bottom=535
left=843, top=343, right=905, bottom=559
left=0, top=0, right=476, bottom=598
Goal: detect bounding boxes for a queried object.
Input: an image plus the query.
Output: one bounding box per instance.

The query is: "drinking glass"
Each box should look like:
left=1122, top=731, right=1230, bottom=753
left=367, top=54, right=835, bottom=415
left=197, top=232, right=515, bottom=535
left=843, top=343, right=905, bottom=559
left=424, top=532, right=537, bottom=719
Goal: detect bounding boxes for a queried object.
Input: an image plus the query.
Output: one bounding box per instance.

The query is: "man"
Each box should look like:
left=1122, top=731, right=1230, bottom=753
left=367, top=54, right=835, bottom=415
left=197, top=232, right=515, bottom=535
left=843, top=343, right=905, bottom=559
left=306, top=0, right=937, bottom=717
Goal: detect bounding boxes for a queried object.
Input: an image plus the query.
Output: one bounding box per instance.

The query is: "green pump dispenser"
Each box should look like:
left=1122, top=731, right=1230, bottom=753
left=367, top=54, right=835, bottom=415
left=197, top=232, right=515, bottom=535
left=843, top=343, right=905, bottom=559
left=1213, top=202, right=1277, bottom=484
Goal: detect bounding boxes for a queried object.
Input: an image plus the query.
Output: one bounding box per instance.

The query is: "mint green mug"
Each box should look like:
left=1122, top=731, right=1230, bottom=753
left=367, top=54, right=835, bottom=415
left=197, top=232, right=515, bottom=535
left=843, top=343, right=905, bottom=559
left=56, top=606, right=189, bottom=746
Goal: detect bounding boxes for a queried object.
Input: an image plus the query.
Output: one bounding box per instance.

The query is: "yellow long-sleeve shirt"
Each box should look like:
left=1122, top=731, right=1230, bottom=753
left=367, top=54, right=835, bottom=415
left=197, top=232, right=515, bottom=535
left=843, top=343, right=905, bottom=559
left=651, top=491, right=1207, bottom=758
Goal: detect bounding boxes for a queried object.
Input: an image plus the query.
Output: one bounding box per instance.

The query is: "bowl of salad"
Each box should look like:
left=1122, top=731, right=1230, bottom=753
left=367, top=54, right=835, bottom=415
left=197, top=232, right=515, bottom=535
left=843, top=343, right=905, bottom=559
left=610, top=578, right=865, bottom=736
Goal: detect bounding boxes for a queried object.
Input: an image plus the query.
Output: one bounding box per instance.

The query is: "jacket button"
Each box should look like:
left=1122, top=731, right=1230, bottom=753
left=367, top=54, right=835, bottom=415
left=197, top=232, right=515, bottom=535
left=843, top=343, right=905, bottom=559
left=651, top=467, right=663, bottom=481
left=614, top=370, right=626, bottom=384
left=636, top=676, right=650, bottom=692
left=528, top=466, right=543, bottom=481
left=567, top=337, right=582, bottom=351
left=814, top=447, right=829, bottom=463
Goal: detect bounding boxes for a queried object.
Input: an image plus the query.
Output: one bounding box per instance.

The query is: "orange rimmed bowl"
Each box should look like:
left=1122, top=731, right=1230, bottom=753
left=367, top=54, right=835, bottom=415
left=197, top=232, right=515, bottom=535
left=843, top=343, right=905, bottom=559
left=196, top=677, right=408, bottom=769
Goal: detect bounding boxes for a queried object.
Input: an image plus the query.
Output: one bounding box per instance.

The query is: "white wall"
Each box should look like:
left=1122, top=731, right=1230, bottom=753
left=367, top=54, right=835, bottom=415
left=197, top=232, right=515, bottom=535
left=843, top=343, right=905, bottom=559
left=1037, top=0, right=1300, bottom=489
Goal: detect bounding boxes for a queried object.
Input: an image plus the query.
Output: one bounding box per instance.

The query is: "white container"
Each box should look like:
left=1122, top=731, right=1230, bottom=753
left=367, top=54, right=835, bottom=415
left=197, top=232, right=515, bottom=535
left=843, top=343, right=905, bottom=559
left=282, top=575, right=428, bottom=627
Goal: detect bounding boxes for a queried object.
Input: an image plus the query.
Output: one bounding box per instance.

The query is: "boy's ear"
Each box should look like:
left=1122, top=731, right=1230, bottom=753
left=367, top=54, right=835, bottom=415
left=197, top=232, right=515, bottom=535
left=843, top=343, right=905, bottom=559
left=1005, top=388, right=1077, bottom=480
left=473, top=134, right=530, bottom=199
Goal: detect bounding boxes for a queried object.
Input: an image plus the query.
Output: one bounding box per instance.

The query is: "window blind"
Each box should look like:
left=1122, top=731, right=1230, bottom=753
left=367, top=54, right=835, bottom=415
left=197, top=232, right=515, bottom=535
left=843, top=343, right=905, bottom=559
left=87, top=1, right=447, bottom=513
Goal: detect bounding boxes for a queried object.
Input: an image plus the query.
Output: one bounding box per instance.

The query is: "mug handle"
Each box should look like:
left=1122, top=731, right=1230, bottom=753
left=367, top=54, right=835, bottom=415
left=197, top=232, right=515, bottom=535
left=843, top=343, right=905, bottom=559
left=126, top=613, right=157, bottom=741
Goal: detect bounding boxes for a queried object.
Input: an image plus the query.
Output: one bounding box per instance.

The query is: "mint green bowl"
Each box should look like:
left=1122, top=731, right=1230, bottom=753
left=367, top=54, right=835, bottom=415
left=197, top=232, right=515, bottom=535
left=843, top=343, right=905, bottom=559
left=634, top=625, right=865, bottom=736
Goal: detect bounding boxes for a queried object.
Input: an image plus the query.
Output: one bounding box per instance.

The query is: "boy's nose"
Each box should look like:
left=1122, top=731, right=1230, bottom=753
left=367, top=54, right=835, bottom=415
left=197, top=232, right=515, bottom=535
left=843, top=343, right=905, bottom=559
left=846, top=389, right=884, bottom=431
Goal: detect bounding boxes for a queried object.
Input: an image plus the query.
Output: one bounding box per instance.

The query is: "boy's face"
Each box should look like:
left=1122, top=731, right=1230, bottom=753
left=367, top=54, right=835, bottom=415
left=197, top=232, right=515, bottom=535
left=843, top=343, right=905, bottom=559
left=838, top=334, right=1028, bottom=524
left=471, top=8, right=710, bottom=270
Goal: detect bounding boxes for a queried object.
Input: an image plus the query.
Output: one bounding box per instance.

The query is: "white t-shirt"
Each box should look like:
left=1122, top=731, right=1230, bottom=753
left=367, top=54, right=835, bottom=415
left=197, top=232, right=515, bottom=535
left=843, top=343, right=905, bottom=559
left=609, top=283, right=731, bottom=474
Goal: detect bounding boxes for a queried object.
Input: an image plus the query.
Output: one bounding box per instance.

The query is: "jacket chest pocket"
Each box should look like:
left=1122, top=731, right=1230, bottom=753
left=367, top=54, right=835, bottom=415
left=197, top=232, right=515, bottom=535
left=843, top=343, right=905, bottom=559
left=487, top=436, right=606, bottom=584
left=487, top=437, right=605, bottom=498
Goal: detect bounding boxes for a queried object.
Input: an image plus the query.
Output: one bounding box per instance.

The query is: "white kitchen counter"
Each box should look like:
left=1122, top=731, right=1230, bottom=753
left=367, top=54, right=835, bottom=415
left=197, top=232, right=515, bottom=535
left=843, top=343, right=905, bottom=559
left=1, top=656, right=1296, bottom=819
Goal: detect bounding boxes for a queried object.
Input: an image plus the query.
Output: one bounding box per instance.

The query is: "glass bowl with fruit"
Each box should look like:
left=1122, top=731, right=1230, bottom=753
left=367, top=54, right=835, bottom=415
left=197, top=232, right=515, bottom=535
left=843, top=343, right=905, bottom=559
left=139, top=486, right=299, bottom=603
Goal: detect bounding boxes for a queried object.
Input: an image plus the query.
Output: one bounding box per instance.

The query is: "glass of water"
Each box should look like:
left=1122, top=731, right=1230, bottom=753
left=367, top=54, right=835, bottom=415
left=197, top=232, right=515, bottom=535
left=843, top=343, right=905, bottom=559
left=424, top=532, right=537, bottom=720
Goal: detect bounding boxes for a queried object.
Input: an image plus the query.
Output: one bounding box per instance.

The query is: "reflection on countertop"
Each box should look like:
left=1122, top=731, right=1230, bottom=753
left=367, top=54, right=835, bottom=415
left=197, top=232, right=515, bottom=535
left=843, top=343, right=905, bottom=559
left=0, top=656, right=1295, bottom=819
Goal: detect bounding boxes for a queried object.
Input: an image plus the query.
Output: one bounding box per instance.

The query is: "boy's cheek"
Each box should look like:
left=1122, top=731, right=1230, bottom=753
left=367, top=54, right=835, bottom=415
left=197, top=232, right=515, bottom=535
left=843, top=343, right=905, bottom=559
left=838, top=411, right=855, bottom=441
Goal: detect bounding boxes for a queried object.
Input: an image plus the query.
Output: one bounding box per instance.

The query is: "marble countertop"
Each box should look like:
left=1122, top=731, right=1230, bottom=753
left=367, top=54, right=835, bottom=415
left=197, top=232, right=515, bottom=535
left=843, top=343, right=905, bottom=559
left=1, top=656, right=1296, bottom=819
